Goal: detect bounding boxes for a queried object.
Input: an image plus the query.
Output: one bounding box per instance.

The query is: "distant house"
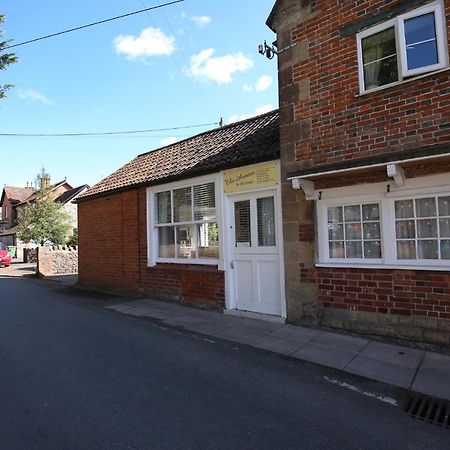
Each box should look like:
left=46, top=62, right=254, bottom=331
left=0, top=178, right=89, bottom=252
left=77, top=111, right=284, bottom=315
left=0, top=185, right=35, bottom=246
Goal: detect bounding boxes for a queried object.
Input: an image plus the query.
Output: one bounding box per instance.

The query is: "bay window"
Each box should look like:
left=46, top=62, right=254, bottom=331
left=153, top=181, right=219, bottom=262
left=357, top=0, right=448, bottom=93
left=318, top=184, right=450, bottom=269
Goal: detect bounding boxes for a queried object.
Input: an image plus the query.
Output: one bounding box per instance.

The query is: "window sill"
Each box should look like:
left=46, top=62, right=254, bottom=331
left=148, top=260, right=223, bottom=272
left=356, top=66, right=450, bottom=97
left=316, top=262, right=450, bottom=272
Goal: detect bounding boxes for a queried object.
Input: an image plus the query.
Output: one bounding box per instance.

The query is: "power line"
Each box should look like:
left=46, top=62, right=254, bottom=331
left=4, top=0, right=184, bottom=50
left=0, top=122, right=218, bottom=137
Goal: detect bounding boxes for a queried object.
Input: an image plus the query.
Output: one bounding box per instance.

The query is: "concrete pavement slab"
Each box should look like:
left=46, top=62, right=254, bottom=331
left=311, top=332, right=369, bottom=352
left=250, top=335, right=306, bottom=355
left=291, top=343, right=359, bottom=370
left=268, top=324, right=322, bottom=344
left=355, top=341, right=424, bottom=369
left=411, top=352, right=450, bottom=401
left=182, top=321, right=232, bottom=336
left=162, top=315, right=205, bottom=327
left=345, top=356, right=417, bottom=389
left=207, top=327, right=268, bottom=345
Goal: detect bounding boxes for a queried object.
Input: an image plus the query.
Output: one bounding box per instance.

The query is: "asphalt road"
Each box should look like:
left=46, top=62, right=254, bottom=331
left=0, top=274, right=448, bottom=450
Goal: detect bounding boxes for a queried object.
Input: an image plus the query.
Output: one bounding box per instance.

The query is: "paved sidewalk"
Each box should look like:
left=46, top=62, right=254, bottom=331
left=106, top=298, right=450, bottom=401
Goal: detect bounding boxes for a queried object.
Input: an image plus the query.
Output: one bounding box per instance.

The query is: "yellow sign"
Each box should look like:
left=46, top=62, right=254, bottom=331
left=223, top=162, right=278, bottom=193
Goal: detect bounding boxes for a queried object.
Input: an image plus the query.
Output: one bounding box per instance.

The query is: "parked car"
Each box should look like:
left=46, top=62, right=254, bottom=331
left=0, top=242, right=12, bottom=267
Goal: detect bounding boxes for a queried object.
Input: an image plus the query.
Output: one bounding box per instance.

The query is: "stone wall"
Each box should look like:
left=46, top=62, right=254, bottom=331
left=37, top=246, right=78, bottom=277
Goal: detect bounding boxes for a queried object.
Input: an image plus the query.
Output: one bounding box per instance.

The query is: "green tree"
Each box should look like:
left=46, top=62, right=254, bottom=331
left=17, top=170, right=73, bottom=245
left=0, top=14, right=17, bottom=99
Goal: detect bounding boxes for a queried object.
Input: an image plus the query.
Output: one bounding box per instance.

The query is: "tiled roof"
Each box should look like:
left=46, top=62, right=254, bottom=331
left=1, top=186, right=35, bottom=204
left=55, top=185, right=89, bottom=204
left=17, top=180, right=72, bottom=206
left=78, top=110, right=280, bottom=202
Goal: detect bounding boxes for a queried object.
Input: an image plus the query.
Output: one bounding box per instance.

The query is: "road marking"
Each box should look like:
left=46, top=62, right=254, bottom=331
left=324, top=376, right=398, bottom=407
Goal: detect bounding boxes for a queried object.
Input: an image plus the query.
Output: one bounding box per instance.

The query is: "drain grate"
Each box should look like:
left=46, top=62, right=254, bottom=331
left=403, top=394, right=450, bottom=428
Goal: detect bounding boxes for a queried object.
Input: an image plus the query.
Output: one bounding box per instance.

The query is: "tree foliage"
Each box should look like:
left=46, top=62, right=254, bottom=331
left=17, top=170, right=73, bottom=245
left=0, top=14, right=17, bottom=99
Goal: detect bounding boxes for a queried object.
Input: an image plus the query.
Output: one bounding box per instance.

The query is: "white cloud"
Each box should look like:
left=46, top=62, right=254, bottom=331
left=186, top=49, right=253, bottom=84
left=255, top=75, right=272, bottom=92
left=17, top=88, right=54, bottom=105
left=113, top=27, right=175, bottom=59
left=161, top=137, right=178, bottom=146
left=191, top=16, right=211, bottom=28
left=227, top=104, right=274, bottom=124
left=243, top=84, right=253, bottom=92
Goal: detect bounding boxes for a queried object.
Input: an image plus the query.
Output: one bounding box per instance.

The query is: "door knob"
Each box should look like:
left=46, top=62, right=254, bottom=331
left=230, top=260, right=234, bottom=269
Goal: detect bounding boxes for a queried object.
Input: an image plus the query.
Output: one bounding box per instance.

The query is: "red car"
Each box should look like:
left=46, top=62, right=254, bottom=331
left=0, top=242, right=12, bottom=267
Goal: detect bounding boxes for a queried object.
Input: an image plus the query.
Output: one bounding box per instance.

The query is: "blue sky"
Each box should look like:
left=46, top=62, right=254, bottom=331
left=0, top=0, right=277, bottom=189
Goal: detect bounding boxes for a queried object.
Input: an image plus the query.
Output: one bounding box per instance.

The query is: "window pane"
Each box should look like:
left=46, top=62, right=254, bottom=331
left=416, top=197, right=436, bottom=217
left=439, top=218, right=450, bottom=238
left=156, top=191, right=171, bottom=224
left=396, top=220, right=415, bottom=239
left=344, top=205, right=360, bottom=222
left=329, top=241, right=344, bottom=258
left=235, top=200, right=251, bottom=247
left=257, top=197, right=276, bottom=247
left=198, top=223, right=219, bottom=259
left=346, top=241, right=362, bottom=258
left=173, top=187, right=192, bottom=222
left=418, top=240, right=438, bottom=259
left=362, top=204, right=380, bottom=221
left=438, top=196, right=450, bottom=216
left=397, top=240, right=416, bottom=259
left=158, top=227, right=175, bottom=258
left=176, top=225, right=196, bottom=259
left=328, top=223, right=344, bottom=241
left=441, top=240, right=450, bottom=259
left=328, top=206, right=343, bottom=223
left=345, top=223, right=361, bottom=240
left=417, top=219, right=438, bottom=238
left=362, top=27, right=398, bottom=89
left=404, top=13, right=438, bottom=70
left=364, top=241, right=382, bottom=259
left=193, top=183, right=216, bottom=221
left=395, top=200, right=414, bottom=218
left=363, top=222, right=380, bottom=239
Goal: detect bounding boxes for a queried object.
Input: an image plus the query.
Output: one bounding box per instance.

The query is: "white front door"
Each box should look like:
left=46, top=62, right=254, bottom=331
left=229, top=190, right=281, bottom=316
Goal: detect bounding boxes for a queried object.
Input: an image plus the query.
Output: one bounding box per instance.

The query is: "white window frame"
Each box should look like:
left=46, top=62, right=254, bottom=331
left=316, top=176, right=450, bottom=270
left=357, top=0, right=448, bottom=94
left=146, top=174, right=223, bottom=267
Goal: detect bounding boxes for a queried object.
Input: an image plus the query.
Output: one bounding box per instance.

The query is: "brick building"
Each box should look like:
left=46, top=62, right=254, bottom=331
left=267, top=0, right=450, bottom=346
left=77, top=112, right=285, bottom=316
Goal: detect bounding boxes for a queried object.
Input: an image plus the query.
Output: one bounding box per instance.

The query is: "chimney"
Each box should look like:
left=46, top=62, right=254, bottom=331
left=42, top=175, right=51, bottom=190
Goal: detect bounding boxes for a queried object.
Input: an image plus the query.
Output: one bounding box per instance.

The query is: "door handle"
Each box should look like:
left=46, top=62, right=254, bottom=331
left=230, top=260, right=234, bottom=269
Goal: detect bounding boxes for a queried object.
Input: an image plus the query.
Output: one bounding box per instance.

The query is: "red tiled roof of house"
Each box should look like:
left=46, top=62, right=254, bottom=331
left=1, top=186, right=35, bottom=205
left=78, top=110, right=280, bottom=202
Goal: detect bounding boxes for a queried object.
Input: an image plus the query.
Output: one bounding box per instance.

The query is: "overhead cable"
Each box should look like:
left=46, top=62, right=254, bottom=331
left=4, top=0, right=184, bottom=50
left=0, top=122, right=218, bottom=137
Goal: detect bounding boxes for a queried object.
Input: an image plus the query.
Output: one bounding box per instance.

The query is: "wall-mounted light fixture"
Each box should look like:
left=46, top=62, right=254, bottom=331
left=258, top=40, right=297, bottom=60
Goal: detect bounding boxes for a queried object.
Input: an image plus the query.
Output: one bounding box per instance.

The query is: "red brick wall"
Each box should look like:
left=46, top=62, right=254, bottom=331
left=78, top=188, right=225, bottom=308
left=314, top=268, right=450, bottom=320
left=275, top=0, right=450, bottom=171
left=272, top=0, right=450, bottom=345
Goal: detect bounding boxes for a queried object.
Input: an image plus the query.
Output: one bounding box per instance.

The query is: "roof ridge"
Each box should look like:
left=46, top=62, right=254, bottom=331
left=137, top=109, right=279, bottom=159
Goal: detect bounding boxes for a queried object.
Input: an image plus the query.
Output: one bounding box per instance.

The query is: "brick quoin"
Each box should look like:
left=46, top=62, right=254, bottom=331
left=78, top=188, right=225, bottom=309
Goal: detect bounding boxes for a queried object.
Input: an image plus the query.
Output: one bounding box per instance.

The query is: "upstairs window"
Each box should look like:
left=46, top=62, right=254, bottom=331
left=357, top=0, right=448, bottom=93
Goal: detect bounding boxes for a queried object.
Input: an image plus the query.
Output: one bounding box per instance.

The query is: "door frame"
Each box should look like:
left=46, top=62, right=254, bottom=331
left=222, top=164, right=286, bottom=318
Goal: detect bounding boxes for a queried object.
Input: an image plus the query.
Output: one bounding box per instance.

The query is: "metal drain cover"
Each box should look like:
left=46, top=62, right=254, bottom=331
left=403, top=394, right=450, bottom=428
